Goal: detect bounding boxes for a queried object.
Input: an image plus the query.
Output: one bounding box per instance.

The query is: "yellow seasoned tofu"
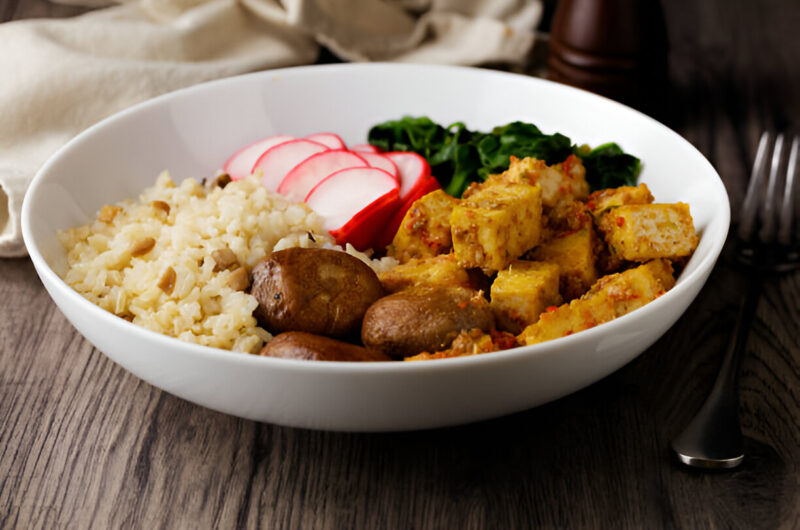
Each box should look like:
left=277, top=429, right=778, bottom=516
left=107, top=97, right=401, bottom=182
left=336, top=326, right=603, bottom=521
left=464, top=155, right=589, bottom=208
left=596, top=243, right=625, bottom=276
left=388, top=190, right=459, bottom=263
left=450, top=182, right=542, bottom=271
left=528, top=226, right=598, bottom=300
left=586, top=183, right=654, bottom=216
left=596, top=203, right=698, bottom=261
left=490, top=260, right=561, bottom=333
left=542, top=200, right=594, bottom=240
left=518, top=259, right=676, bottom=345
left=404, top=328, right=497, bottom=361
left=404, top=328, right=517, bottom=361
left=379, top=253, right=473, bottom=293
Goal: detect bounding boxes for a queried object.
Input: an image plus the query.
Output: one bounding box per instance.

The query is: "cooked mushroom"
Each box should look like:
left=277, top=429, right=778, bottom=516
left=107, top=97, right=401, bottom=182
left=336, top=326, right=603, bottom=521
left=212, top=248, right=239, bottom=271
left=130, top=237, right=156, bottom=257
left=227, top=266, right=249, bottom=291
left=151, top=200, right=171, bottom=214
left=157, top=266, right=176, bottom=294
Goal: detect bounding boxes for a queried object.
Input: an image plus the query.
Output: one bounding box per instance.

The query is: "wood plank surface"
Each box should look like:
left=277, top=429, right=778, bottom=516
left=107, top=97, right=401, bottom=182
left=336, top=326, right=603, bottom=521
left=1, top=0, right=798, bottom=528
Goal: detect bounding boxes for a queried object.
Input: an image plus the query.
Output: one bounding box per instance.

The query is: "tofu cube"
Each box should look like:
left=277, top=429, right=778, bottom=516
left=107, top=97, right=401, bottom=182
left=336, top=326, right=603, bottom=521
left=529, top=226, right=598, bottom=300
left=379, top=253, right=473, bottom=293
left=490, top=260, right=561, bottom=333
left=464, top=155, right=589, bottom=208
left=542, top=200, right=593, bottom=240
left=596, top=203, right=698, bottom=261
left=451, top=183, right=542, bottom=271
left=543, top=154, right=590, bottom=206
left=519, top=259, right=675, bottom=345
left=389, top=190, right=459, bottom=263
left=405, top=329, right=497, bottom=361
left=587, top=183, right=654, bottom=216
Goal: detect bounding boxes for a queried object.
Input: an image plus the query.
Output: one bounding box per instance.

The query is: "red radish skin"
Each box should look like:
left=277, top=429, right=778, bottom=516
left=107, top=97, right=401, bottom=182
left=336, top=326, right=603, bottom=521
left=384, top=151, right=431, bottom=201
left=278, top=149, right=369, bottom=202
left=400, top=174, right=442, bottom=209
left=305, top=132, right=347, bottom=150
left=350, top=143, right=380, bottom=153
left=252, top=139, right=330, bottom=191
left=358, top=152, right=400, bottom=182
left=331, top=191, right=400, bottom=250
left=224, top=134, right=294, bottom=180
left=305, top=167, right=400, bottom=250
left=373, top=174, right=442, bottom=250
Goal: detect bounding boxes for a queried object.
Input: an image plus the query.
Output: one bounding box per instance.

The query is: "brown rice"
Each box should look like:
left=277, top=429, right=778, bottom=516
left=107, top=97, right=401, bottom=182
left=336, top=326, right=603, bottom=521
left=59, top=172, right=396, bottom=353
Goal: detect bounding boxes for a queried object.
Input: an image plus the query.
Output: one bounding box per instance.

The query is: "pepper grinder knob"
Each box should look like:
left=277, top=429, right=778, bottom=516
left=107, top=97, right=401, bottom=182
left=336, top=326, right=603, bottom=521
left=546, top=0, right=668, bottom=110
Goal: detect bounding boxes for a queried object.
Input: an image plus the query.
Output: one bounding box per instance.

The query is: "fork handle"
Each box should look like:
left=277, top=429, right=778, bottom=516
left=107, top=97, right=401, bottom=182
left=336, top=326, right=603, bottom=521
left=715, top=270, right=763, bottom=397
left=671, top=270, right=764, bottom=468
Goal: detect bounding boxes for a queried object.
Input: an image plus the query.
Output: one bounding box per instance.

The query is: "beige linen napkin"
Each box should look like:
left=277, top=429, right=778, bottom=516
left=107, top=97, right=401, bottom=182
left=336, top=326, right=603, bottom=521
left=0, top=0, right=541, bottom=257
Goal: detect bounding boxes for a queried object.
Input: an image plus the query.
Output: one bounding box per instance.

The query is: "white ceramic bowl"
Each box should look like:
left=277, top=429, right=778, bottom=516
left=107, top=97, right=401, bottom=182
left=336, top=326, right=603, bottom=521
left=22, top=64, right=729, bottom=432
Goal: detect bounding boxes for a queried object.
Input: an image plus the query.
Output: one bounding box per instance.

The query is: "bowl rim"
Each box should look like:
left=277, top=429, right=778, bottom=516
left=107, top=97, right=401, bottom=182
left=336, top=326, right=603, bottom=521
left=21, top=62, right=731, bottom=374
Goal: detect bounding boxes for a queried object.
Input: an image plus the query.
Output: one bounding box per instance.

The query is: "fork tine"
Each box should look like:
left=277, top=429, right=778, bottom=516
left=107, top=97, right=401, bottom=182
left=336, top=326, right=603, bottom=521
left=758, top=133, right=785, bottom=243
left=777, top=135, right=798, bottom=245
left=739, top=131, right=771, bottom=241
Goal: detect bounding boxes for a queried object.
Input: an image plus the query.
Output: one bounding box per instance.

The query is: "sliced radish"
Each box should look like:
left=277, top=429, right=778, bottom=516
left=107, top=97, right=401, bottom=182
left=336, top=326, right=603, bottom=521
left=400, top=174, right=442, bottom=209
left=252, top=139, right=330, bottom=191
left=305, top=132, right=347, bottom=150
left=306, top=167, right=401, bottom=250
left=332, top=191, right=401, bottom=251
left=278, top=149, right=369, bottom=203
left=373, top=174, right=442, bottom=250
left=350, top=143, right=380, bottom=153
left=224, top=134, right=294, bottom=180
left=358, top=152, right=400, bottom=182
left=384, top=151, right=431, bottom=201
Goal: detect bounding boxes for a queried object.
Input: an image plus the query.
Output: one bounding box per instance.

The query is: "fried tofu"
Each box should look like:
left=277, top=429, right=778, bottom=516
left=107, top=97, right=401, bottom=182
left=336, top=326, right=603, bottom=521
left=450, top=182, right=542, bottom=271
left=518, top=259, right=676, bottom=345
left=535, top=200, right=600, bottom=298
left=586, top=183, right=654, bottom=216
left=464, top=155, right=589, bottom=208
left=596, top=203, right=698, bottom=262
left=404, top=328, right=516, bottom=361
left=405, top=329, right=495, bottom=361
left=587, top=183, right=665, bottom=271
left=378, top=253, right=473, bottom=293
left=541, top=200, right=593, bottom=241
left=528, top=226, right=598, bottom=300
left=388, top=190, right=459, bottom=263
left=490, top=260, right=561, bottom=333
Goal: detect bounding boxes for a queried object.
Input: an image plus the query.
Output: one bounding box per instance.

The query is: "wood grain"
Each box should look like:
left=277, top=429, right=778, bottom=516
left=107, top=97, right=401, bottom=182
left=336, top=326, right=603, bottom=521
left=1, top=0, right=798, bottom=528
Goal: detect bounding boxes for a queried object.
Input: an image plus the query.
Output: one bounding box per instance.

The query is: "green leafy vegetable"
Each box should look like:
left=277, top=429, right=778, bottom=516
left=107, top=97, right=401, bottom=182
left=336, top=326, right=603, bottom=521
left=368, top=116, right=640, bottom=196
left=575, top=143, right=641, bottom=191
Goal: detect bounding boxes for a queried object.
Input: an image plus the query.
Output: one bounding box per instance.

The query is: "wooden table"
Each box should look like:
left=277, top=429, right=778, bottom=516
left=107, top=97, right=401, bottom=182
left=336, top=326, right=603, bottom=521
left=2, top=1, right=798, bottom=528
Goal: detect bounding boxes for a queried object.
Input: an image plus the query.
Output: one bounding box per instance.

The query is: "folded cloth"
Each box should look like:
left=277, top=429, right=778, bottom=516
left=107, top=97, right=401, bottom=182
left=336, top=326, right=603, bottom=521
left=0, top=0, right=541, bottom=257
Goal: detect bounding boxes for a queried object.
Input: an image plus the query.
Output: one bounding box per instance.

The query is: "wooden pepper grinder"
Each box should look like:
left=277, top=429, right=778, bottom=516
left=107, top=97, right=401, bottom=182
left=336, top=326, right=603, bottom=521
left=547, top=0, right=668, bottom=111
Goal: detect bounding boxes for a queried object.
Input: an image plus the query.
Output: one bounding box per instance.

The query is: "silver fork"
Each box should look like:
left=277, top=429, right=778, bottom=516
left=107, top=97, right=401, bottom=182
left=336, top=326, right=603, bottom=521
left=671, top=131, right=800, bottom=469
